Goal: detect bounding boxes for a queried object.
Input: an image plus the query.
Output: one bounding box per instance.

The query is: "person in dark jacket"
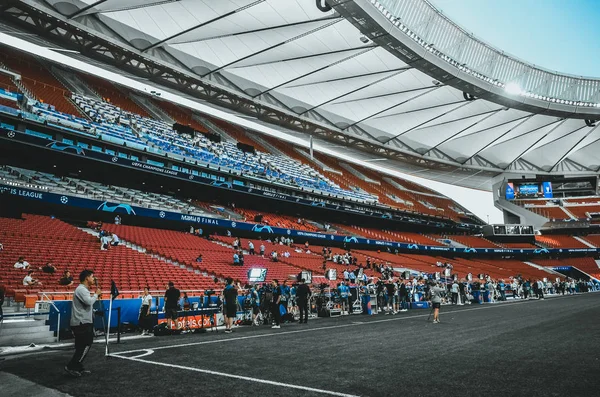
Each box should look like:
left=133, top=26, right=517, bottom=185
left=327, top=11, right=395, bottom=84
left=296, top=279, right=312, bottom=324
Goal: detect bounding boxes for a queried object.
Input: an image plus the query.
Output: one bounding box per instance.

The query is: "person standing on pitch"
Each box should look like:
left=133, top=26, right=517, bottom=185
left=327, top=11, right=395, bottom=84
left=296, top=278, right=311, bottom=324
left=163, top=281, right=181, bottom=330
left=339, top=281, right=350, bottom=314
left=65, top=269, right=101, bottom=377
left=430, top=281, right=445, bottom=324
left=139, top=286, right=153, bottom=336
left=223, top=278, right=238, bottom=333
left=270, top=279, right=282, bottom=329
left=451, top=279, right=459, bottom=305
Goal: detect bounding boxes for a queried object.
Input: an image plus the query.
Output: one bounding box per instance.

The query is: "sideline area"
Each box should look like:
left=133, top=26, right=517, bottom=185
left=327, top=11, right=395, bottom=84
left=3, top=292, right=599, bottom=397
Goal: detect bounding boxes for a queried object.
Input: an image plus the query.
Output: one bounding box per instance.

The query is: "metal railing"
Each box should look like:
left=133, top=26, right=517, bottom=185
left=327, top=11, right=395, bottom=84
left=372, top=0, right=600, bottom=106
left=40, top=293, right=61, bottom=342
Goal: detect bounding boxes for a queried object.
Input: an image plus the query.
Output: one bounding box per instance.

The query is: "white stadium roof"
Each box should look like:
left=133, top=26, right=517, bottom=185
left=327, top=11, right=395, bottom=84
left=3, top=0, right=600, bottom=186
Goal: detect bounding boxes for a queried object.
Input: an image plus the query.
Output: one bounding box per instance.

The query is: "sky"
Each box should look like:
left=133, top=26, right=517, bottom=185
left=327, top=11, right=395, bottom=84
left=431, top=0, right=600, bottom=77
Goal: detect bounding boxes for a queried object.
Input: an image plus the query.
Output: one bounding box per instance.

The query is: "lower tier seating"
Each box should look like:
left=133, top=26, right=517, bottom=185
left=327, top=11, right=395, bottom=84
left=0, top=215, right=218, bottom=298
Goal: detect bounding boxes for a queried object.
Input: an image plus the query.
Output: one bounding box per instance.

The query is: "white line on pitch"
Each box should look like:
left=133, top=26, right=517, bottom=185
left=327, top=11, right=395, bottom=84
left=112, top=354, right=360, bottom=397
left=111, top=297, right=547, bottom=356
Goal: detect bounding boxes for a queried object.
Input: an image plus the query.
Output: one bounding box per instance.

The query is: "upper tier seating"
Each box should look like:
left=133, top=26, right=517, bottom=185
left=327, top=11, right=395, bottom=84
left=70, top=93, right=376, bottom=203
left=153, top=99, right=208, bottom=133
left=532, top=257, right=599, bottom=275
left=0, top=215, right=218, bottom=297
left=0, top=96, right=17, bottom=109
left=563, top=204, right=600, bottom=220
left=207, top=116, right=270, bottom=153
left=443, top=235, right=500, bottom=248
left=535, top=235, right=589, bottom=249
left=525, top=205, right=571, bottom=220
left=0, top=48, right=78, bottom=115
left=232, top=207, right=320, bottom=232
left=499, top=242, right=538, bottom=249
left=0, top=73, right=18, bottom=92
left=82, top=74, right=150, bottom=117
left=582, top=235, right=600, bottom=247
left=348, top=226, right=445, bottom=246
left=0, top=48, right=486, bottom=223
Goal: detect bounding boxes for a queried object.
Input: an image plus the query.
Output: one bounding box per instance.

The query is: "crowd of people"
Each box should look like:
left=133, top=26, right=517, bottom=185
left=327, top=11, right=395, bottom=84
left=56, top=267, right=599, bottom=377
left=12, top=256, right=75, bottom=287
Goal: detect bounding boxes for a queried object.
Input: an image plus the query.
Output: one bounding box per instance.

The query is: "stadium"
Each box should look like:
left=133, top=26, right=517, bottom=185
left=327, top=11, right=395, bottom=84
left=0, top=0, right=599, bottom=396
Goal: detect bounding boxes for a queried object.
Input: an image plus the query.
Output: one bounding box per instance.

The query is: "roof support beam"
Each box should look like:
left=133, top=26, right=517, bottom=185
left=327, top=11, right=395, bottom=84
left=550, top=124, right=597, bottom=171
left=201, top=18, right=342, bottom=77
left=419, top=107, right=502, bottom=132
left=334, top=84, right=437, bottom=106
left=142, top=0, right=266, bottom=52
left=344, top=87, right=440, bottom=130
left=67, top=0, right=107, bottom=19
left=373, top=99, right=467, bottom=121
left=384, top=100, right=475, bottom=140
left=252, top=45, right=377, bottom=98
left=80, top=0, right=180, bottom=17
left=423, top=110, right=502, bottom=155
left=286, top=66, right=409, bottom=89
left=502, top=120, right=568, bottom=170
left=231, top=44, right=374, bottom=69
left=460, top=115, right=535, bottom=164
left=299, top=67, right=411, bottom=115
left=173, top=15, right=340, bottom=45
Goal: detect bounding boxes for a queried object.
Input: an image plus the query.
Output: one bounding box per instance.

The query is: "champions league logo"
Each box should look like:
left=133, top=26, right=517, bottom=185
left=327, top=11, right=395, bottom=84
left=97, top=202, right=136, bottom=215
left=252, top=225, right=273, bottom=233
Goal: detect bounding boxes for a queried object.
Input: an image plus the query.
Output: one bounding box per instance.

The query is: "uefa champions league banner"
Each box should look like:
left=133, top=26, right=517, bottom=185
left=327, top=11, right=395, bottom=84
left=2, top=183, right=597, bottom=256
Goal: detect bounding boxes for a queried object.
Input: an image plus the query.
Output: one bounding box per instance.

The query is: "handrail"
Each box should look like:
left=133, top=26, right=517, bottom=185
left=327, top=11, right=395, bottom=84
left=40, top=292, right=61, bottom=342
left=371, top=0, right=600, bottom=107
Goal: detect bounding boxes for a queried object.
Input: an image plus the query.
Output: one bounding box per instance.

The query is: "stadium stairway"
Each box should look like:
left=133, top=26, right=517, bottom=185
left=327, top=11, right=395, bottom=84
left=0, top=314, right=56, bottom=346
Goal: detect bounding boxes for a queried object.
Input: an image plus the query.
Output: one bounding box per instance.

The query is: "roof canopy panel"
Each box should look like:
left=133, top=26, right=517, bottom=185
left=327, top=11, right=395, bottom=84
left=28, top=0, right=600, bottom=177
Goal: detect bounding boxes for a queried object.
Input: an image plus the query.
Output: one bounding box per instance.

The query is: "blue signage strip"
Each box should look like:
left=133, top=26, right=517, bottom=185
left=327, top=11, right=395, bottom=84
left=2, top=183, right=597, bottom=256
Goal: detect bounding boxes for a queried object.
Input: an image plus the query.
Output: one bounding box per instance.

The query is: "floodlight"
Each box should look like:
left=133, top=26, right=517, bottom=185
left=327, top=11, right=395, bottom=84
left=504, top=82, right=522, bottom=95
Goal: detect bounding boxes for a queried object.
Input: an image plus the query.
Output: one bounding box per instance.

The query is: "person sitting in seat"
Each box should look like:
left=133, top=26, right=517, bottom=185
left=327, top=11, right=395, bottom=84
left=59, top=270, right=74, bottom=286
left=0, top=242, right=4, bottom=251
left=23, top=270, right=41, bottom=286
left=196, top=254, right=203, bottom=263
left=99, top=230, right=111, bottom=250
left=14, top=257, right=30, bottom=270
left=179, top=292, right=191, bottom=311
left=260, top=243, right=265, bottom=257
left=41, top=262, right=57, bottom=274
left=110, top=233, right=120, bottom=246
left=233, top=252, right=240, bottom=266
